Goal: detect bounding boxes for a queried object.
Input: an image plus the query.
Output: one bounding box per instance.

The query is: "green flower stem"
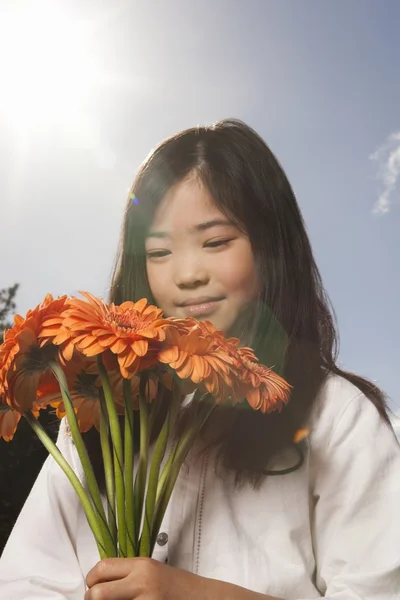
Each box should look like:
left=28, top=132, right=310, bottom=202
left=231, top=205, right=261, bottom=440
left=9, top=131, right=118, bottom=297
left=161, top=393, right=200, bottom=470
left=150, top=399, right=215, bottom=555
left=123, top=379, right=136, bottom=557
left=24, top=411, right=107, bottom=559
left=148, top=391, right=162, bottom=439
left=133, top=374, right=150, bottom=543
left=99, top=394, right=117, bottom=554
left=150, top=429, right=196, bottom=555
left=138, top=415, right=168, bottom=556
left=155, top=446, right=176, bottom=503
left=155, top=387, right=200, bottom=504
left=49, top=361, right=115, bottom=557
left=138, top=383, right=179, bottom=557
left=154, top=382, right=183, bottom=503
left=97, top=356, right=127, bottom=558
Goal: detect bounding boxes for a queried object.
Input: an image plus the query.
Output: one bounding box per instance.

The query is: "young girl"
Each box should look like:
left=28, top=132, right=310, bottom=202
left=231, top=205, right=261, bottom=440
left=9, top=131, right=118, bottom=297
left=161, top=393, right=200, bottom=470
left=0, top=119, right=399, bottom=599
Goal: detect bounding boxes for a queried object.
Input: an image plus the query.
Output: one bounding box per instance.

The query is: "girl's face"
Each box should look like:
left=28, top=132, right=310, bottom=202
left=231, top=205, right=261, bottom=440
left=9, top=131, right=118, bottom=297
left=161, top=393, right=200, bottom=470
left=145, top=177, right=258, bottom=333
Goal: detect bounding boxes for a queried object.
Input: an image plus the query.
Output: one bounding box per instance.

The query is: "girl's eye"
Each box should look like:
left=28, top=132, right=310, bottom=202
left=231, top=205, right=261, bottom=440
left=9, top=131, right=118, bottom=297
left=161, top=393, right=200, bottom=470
left=204, top=239, right=233, bottom=248
left=146, top=250, right=171, bottom=259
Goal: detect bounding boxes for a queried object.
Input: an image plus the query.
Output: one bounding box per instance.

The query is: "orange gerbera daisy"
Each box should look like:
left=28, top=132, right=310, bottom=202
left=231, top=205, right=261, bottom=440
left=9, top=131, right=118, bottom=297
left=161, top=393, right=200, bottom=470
left=0, top=294, right=72, bottom=413
left=190, top=319, right=258, bottom=364
left=162, top=318, right=290, bottom=412
left=40, top=293, right=173, bottom=379
left=235, top=355, right=291, bottom=413
left=158, top=325, right=237, bottom=402
left=192, top=321, right=290, bottom=412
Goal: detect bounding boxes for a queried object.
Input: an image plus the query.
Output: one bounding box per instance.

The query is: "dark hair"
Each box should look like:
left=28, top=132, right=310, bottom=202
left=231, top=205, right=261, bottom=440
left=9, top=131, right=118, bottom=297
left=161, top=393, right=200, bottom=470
left=86, top=118, right=391, bottom=489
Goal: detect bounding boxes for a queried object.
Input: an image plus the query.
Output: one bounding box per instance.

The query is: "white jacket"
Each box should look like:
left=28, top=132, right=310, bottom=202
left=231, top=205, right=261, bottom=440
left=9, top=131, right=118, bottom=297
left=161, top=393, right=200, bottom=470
left=0, top=374, right=399, bottom=599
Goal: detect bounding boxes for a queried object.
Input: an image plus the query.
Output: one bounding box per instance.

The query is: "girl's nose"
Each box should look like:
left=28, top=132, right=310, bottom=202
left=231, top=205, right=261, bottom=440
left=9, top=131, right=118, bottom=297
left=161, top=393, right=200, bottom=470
left=174, top=257, right=209, bottom=289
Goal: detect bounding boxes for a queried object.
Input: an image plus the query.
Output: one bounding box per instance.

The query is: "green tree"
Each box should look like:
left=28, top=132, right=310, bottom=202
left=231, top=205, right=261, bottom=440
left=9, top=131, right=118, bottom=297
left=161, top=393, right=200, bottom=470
left=0, top=283, right=20, bottom=336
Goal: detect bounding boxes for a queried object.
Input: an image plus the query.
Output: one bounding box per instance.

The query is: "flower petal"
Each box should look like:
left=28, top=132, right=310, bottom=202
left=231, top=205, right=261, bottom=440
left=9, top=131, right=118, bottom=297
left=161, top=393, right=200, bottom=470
left=0, top=407, right=21, bottom=441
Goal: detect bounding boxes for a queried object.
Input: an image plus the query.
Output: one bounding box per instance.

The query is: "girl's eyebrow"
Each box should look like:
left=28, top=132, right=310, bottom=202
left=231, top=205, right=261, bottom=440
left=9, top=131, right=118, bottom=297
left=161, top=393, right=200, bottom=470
left=147, top=218, right=233, bottom=239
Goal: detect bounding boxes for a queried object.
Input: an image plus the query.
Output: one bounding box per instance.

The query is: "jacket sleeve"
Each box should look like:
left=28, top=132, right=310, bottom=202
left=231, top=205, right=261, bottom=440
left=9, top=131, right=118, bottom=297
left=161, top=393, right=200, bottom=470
left=301, top=390, right=400, bottom=600
left=0, top=418, right=87, bottom=599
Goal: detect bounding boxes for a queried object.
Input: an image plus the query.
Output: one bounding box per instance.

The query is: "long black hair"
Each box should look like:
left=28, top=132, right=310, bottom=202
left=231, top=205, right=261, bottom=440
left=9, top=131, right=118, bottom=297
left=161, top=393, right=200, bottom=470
left=86, top=118, right=390, bottom=488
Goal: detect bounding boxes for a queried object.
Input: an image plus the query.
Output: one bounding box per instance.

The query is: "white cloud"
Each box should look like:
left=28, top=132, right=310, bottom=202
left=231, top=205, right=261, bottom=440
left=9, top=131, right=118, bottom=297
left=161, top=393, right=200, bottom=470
left=370, top=132, right=400, bottom=214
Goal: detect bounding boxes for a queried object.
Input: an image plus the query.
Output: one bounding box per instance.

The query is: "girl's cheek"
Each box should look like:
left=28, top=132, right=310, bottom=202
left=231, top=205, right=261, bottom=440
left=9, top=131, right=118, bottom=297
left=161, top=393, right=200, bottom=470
left=148, top=269, right=171, bottom=303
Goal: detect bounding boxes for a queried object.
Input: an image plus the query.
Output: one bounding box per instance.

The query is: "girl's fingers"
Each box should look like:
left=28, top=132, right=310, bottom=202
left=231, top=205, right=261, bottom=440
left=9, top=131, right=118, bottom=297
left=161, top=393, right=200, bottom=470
left=86, top=558, right=137, bottom=587
left=84, top=579, right=131, bottom=600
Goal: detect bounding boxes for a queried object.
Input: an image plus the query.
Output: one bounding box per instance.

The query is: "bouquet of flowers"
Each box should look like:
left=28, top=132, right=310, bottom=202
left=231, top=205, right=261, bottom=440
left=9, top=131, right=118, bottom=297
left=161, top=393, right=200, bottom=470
left=0, top=292, right=291, bottom=559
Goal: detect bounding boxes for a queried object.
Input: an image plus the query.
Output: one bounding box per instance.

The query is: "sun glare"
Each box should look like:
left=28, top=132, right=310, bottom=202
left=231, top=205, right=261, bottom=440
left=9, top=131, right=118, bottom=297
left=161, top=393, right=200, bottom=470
left=0, top=2, right=101, bottom=135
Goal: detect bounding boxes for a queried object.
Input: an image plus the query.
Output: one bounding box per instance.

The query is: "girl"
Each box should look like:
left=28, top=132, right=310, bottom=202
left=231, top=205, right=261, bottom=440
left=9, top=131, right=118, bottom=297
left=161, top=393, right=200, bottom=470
left=0, top=119, right=399, bottom=599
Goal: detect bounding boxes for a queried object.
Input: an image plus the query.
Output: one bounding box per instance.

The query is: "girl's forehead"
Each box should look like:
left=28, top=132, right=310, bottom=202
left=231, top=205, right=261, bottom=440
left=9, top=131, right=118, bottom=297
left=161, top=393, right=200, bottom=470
left=149, top=178, right=226, bottom=233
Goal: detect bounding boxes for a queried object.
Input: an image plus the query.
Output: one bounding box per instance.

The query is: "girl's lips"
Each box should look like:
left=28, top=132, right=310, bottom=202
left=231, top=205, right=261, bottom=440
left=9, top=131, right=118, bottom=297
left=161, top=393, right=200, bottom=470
left=183, top=300, right=222, bottom=317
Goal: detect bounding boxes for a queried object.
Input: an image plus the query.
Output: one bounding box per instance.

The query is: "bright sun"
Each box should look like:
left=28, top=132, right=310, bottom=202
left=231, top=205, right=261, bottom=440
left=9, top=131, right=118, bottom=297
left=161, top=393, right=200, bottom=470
left=0, top=1, right=102, bottom=135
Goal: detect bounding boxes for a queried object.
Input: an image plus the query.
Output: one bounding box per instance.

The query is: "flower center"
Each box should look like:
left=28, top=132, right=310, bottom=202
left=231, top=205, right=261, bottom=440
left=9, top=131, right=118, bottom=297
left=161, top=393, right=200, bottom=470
left=74, top=372, right=100, bottom=400
left=22, top=344, right=58, bottom=374
left=108, top=308, right=153, bottom=332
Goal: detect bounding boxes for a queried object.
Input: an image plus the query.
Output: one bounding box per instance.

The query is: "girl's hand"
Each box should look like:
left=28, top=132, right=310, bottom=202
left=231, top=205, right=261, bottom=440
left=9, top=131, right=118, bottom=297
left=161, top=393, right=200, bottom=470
left=85, top=557, right=213, bottom=600
left=85, top=557, right=280, bottom=600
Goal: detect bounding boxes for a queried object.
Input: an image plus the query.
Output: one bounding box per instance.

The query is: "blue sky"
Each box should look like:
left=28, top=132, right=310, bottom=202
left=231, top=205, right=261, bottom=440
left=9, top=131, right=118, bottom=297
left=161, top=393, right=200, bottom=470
left=0, top=0, right=399, bottom=435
